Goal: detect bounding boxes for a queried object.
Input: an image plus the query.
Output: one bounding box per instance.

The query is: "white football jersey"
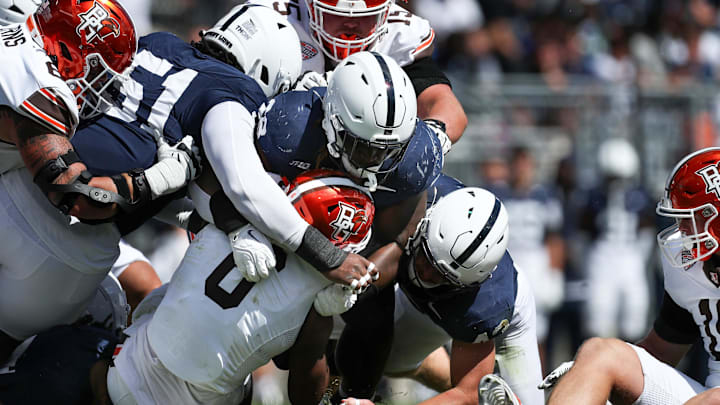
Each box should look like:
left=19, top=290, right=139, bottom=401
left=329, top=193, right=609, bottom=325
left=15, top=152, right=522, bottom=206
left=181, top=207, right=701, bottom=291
left=247, top=0, right=434, bottom=73
left=0, top=22, right=78, bottom=174
left=118, top=224, right=331, bottom=401
left=661, top=231, right=720, bottom=387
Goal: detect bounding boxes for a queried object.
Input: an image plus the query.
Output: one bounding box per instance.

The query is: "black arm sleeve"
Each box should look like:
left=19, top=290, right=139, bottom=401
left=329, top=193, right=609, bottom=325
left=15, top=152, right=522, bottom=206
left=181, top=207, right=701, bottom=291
left=403, top=57, right=451, bottom=96
left=653, top=291, right=700, bottom=345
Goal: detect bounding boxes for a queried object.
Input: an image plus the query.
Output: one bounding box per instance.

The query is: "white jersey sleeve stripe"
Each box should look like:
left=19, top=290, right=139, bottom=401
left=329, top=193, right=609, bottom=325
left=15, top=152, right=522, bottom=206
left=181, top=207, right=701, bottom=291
left=412, top=28, right=435, bottom=56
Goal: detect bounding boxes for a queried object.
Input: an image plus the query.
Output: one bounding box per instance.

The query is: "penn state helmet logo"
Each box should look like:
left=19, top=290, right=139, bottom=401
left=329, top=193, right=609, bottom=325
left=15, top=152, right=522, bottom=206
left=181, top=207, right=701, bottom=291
left=329, top=201, right=368, bottom=243
left=76, top=2, right=120, bottom=43
left=697, top=163, right=720, bottom=199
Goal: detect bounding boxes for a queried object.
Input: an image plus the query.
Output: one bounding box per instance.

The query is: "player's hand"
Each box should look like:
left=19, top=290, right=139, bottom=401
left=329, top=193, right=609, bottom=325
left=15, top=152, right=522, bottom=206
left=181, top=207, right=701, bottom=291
left=323, top=253, right=379, bottom=292
left=423, top=119, right=452, bottom=157
left=145, top=136, right=202, bottom=198
left=538, top=360, right=574, bottom=390
left=228, top=224, right=276, bottom=282
left=292, top=71, right=329, bottom=91
left=313, top=283, right=358, bottom=316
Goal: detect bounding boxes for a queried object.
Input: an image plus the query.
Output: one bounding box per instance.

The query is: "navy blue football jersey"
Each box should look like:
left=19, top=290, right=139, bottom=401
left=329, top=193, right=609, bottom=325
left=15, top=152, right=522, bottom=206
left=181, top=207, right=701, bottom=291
left=256, top=88, right=443, bottom=208
left=0, top=325, right=117, bottom=405
left=73, top=32, right=267, bottom=175
left=397, top=174, right=518, bottom=343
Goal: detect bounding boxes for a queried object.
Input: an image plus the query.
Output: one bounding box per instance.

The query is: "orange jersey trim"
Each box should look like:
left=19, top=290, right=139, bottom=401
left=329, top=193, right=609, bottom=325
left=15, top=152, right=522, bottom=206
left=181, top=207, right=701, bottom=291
left=412, top=29, right=435, bottom=55
left=21, top=100, right=68, bottom=135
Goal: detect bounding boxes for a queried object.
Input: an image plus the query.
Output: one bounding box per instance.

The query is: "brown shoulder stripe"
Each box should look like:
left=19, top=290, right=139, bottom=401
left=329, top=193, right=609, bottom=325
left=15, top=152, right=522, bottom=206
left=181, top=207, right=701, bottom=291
left=19, top=88, right=76, bottom=136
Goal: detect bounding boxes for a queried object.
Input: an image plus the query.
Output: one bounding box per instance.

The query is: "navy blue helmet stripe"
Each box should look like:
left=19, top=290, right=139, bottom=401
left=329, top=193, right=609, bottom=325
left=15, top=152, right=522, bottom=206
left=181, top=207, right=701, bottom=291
left=450, top=198, right=502, bottom=269
left=371, top=52, right=395, bottom=131
left=220, top=4, right=257, bottom=31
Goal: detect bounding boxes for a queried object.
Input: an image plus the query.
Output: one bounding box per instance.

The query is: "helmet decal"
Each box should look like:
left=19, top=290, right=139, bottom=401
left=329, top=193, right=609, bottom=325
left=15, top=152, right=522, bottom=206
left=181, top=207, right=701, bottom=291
left=329, top=201, right=368, bottom=243
left=697, top=163, right=720, bottom=199
left=76, top=2, right=120, bottom=43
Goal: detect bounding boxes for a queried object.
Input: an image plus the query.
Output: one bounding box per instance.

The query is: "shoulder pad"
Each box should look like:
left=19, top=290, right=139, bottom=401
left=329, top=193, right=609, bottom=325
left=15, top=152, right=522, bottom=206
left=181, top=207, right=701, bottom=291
left=375, top=5, right=434, bottom=66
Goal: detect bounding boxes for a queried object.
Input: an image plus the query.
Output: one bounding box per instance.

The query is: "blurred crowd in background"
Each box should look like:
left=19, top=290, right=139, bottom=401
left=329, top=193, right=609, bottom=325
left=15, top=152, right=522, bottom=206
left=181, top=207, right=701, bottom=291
left=117, top=0, right=720, bottom=402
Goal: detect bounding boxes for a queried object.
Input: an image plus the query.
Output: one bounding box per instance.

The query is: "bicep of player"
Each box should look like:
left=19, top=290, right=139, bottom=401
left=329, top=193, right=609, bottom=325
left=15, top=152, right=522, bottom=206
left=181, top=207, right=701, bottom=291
left=640, top=290, right=697, bottom=366
left=200, top=100, right=308, bottom=250
left=450, top=339, right=496, bottom=395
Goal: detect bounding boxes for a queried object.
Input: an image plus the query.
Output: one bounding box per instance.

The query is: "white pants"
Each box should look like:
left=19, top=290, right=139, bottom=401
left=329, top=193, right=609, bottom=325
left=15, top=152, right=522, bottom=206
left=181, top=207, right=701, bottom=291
left=628, top=343, right=707, bottom=405
left=385, top=269, right=544, bottom=405
left=0, top=168, right=120, bottom=340
left=586, top=244, right=649, bottom=340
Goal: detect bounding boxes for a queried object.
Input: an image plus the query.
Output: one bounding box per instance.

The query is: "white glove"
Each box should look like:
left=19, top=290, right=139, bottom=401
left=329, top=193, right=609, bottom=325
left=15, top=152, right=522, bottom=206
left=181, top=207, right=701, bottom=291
left=538, top=361, right=574, bottom=390
left=145, top=135, right=202, bottom=199
left=292, top=70, right=329, bottom=91
left=313, top=283, right=357, bottom=316
left=228, top=224, right=276, bottom=282
left=423, top=119, right=452, bottom=156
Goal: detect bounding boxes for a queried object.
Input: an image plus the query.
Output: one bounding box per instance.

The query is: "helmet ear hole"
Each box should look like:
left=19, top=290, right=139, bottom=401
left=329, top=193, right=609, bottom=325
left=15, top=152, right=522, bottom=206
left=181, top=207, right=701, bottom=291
left=59, top=42, right=73, bottom=61
left=260, top=65, right=269, bottom=85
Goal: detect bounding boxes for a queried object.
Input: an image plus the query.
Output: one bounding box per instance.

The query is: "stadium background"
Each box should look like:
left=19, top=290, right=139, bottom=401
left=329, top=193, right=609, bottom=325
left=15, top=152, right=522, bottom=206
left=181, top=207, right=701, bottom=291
left=116, top=0, right=720, bottom=402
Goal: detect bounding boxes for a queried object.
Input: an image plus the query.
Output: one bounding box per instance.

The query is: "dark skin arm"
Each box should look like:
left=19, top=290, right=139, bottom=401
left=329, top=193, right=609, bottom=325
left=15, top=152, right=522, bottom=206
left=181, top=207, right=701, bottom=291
left=286, top=308, right=334, bottom=405
left=0, top=107, right=135, bottom=220
left=636, top=328, right=692, bottom=367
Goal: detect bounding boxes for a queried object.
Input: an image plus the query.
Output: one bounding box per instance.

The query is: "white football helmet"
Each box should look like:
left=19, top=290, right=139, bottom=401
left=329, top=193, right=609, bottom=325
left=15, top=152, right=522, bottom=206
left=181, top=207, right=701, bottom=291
left=0, top=0, right=40, bottom=25
left=202, top=4, right=302, bottom=98
left=305, top=0, right=393, bottom=63
left=322, top=51, right=417, bottom=190
left=410, top=187, right=509, bottom=286
left=598, top=137, right=639, bottom=179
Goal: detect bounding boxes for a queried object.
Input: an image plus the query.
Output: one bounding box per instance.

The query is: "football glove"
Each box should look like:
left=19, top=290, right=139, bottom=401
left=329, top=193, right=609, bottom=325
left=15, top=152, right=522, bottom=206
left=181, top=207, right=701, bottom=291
left=538, top=361, right=574, bottom=390
left=423, top=119, right=452, bottom=157
left=313, top=283, right=358, bottom=316
left=228, top=224, right=276, bottom=282
left=292, top=70, right=331, bottom=91
left=145, top=135, right=202, bottom=199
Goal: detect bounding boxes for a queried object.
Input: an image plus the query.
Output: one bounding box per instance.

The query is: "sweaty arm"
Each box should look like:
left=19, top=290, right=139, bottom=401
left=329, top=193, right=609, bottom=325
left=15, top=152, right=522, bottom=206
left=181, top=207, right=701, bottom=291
left=419, top=340, right=496, bottom=405
left=200, top=101, right=308, bottom=250
left=0, top=105, right=139, bottom=220
left=404, top=56, right=468, bottom=144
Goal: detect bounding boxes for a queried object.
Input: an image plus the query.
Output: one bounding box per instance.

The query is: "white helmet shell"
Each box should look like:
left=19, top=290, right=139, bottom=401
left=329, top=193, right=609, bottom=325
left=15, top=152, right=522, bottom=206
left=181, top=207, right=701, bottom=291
left=0, top=0, right=40, bottom=25
left=322, top=51, right=416, bottom=188
left=598, top=137, right=639, bottom=179
left=422, top=187, right=509, bottom=286
left=202, top=4, right=302, bottom=97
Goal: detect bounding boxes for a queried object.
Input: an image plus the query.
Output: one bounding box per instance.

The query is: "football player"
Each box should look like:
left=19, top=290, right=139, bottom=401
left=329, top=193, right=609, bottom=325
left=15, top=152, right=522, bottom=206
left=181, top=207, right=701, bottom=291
left=249, top=50, right=444, bottom=399
left=341, top=174, right=543, bottom=405
left=0, top=0, right=203, bottom=365
left=248, top=0, right=467, bottom=154
left=547, top=147, right=720, bottom=405
left=104, top=170, right=375, bottom=405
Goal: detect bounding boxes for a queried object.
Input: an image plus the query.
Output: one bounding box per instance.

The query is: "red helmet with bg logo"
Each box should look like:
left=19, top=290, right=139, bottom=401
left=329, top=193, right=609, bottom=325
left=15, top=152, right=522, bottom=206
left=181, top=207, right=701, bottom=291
left=31, top=0, right=137, bottom=118
left=657, top=147, right=720, bottom=267
left=285, top=169, right=374, bottom=253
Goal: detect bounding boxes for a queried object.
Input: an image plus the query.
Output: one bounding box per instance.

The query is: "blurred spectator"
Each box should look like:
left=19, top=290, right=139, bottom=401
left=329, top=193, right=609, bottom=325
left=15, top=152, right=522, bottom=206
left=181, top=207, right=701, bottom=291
left=486, top=146, right=565, bottom=373
left=581, top=138, right=655, bottom=341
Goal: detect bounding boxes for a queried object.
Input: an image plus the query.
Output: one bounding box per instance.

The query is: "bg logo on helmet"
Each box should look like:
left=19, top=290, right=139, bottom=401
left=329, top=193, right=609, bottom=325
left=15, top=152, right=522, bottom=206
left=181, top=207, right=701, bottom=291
left=76, top=2, right=120, bottom=43
left=329, top=202, right=368, bottom=243
left=697, top=164, right=720, bottom=199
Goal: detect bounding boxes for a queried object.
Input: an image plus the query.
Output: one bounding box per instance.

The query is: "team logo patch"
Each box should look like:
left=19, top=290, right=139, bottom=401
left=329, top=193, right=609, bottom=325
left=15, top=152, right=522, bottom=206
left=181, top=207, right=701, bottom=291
left=301, top=41, right=318, bottom=60
left=76, top=2, right=120, bottom=43
left=329, top=201, right=367, bottom=243
left=697, top=163, right=720, bottom=199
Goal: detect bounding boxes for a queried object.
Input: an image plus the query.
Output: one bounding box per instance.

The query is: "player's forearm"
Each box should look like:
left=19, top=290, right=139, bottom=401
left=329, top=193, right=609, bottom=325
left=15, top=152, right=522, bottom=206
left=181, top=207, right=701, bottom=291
left=417, top=84, right=467, bottom=143
left=201, top=101, right=308, bottom=249
left=418, top=387, right=476, bottom=405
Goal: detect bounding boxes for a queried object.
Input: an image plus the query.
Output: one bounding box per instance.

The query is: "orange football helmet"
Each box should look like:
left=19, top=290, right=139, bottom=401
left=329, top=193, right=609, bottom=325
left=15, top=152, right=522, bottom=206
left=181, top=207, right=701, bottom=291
left=305, top=0, right=392, bottom=62
left=657, top=147, right=720, bottom=267
left=31, top=0, right=137, bottom=118
left=285, top=169, right=374, bottom=253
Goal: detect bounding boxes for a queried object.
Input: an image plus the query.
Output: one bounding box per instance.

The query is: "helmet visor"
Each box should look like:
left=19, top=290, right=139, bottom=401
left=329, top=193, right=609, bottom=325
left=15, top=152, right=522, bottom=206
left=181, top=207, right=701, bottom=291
left=336, top=128, right=408, bottom=174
